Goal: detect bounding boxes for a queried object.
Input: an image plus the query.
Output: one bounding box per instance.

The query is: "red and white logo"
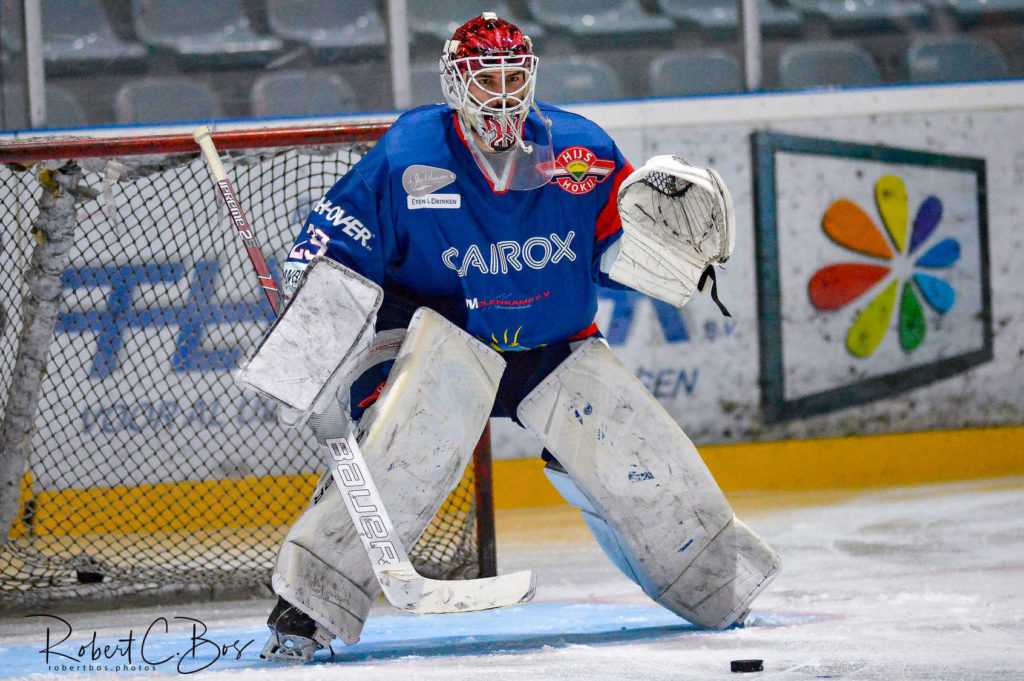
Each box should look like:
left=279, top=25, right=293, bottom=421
left=548, top=146, right=615, bottom=195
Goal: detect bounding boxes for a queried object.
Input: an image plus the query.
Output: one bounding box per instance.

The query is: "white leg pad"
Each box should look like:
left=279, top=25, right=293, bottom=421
left=658, top=515, right=780, bottom=629
left=273, top=308, right=505, bottom=643
left=543, top=463, right=639, bottom=582
left=272, top=464, right=372, bottom=646
left=518, top=338, right=779, bottom=629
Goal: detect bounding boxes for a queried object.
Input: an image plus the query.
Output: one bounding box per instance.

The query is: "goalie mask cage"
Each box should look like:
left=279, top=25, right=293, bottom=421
left=0, top=124, right=496, bottom=611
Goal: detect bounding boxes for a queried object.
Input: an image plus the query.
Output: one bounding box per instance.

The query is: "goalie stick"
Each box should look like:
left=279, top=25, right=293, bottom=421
left=324, top=422, right=535, bottom=614
left=193, top=126, right=283, bottom=316
left=192, top=125, right=536, bottom=615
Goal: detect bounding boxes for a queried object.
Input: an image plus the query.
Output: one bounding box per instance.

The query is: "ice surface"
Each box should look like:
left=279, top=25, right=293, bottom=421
left=1, top=477, right=1021, bottom=680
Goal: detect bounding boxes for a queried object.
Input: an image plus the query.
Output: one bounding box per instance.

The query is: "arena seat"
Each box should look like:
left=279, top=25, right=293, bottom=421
left=907, top=36, right=1010, bottom=83
left=786, top=0, right=930, bottom=32
left=251, top=71, right=359, bottom=118
left=534, top=56, right=624, bottom=103
left=526, top=0, right=673, bottom=43
left=130, top=0, right=282, bottom=68
left=42, top=0, right=147, bottom=75
left=654, top=0, right=803, bottom=36
left=409, top=1, right=545, bottom=43
left=265, top=0, right=386, bottom=59
left=925, top=0, right=1024, bottom=24
left=778, top=42, right=884, bottom=89
left=650, top=49, right=743, bottom=96
left=409, top=64, right=445, bottom=108
left=114, top=77, right=223, bottom=125
left=44, top=86, right=88, bottom=128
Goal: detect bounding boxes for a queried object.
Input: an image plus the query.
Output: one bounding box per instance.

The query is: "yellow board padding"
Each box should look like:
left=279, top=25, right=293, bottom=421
left=14, top=425, right=1023, bottom=536
left=491, top=425, right=1024, bottom=510
left=24, top=473, right=319, bottom=537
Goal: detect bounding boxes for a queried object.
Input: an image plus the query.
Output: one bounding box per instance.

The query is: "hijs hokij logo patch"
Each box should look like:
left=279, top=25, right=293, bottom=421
left=548, top=146, right=615, bottom=195
left=808, top=174, right=960, bottom=358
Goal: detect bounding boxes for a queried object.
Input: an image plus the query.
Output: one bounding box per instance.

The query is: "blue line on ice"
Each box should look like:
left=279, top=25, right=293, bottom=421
left=0, top=603, right=816, bottom=676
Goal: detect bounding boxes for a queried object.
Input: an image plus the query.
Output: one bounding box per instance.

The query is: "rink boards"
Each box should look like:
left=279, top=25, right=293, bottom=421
left=1, top=81, right=1023, bottom=536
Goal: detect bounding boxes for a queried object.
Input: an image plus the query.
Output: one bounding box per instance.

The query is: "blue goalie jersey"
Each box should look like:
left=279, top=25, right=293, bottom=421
left=285, top=102, right=633, bottom=351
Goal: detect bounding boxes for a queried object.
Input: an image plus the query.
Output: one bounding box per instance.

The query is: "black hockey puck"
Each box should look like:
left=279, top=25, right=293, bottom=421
left=731, top=659, right=763, bottom=673
left=76, top=570, right=104, bottom=584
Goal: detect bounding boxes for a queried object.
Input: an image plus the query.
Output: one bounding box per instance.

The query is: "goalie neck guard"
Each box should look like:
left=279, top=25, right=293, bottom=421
left=441, top=12, right=554, bottom=191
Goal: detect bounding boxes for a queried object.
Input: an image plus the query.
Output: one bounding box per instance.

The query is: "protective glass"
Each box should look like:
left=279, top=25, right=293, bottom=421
left=459, top=107, right=554, bottom=192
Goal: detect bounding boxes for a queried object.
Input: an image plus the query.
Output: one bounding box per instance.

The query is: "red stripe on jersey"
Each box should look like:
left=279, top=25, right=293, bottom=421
left=357, top=381, right=387, bottom=409
left=594, top=161, right=635, bottom=242
left=568, top=322, right=599, bottom=340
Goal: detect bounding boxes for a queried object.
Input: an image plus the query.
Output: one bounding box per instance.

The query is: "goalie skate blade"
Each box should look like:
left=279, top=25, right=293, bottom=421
left=379, top=565, right=537, bottom=614
left=259, top=632, right=322, bottom=664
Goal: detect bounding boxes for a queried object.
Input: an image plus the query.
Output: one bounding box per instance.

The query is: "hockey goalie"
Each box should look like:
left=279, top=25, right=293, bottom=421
left=235, top=12, right=780, bottom=663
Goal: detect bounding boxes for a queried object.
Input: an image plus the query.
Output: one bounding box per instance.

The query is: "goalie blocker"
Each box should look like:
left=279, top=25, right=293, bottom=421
left=235, top=257, right=383, bottom=428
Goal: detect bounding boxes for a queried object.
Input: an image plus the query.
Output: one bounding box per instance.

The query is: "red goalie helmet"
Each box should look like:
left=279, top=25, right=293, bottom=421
left=440, top=12, right=539, bottom=152
left=447, top=13, right=532, bottom=65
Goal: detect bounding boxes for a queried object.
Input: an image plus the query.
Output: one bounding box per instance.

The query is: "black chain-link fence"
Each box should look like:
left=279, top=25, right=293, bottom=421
left=0, top=140, right=482, bottom=611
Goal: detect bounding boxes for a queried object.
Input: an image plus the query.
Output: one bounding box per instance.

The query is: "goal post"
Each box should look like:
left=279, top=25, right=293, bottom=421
left=0, top=123, right=496, bottom=610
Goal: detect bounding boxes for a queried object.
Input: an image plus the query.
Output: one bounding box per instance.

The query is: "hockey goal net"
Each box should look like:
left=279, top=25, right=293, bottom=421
left=0, top=123, right=495, bottom=610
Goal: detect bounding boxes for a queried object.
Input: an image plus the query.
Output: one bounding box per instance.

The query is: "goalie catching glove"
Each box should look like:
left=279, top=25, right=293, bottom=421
left=608, top=155, right=736, bottom=314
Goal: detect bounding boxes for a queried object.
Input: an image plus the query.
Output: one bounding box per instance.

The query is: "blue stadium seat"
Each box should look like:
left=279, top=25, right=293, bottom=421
left=650, top=50, right=743, bottom=96
left=655, top=0, right=804, bottom=36
left=787, top=0, right=930, bottom=32
left=265, top=0, right=386, bottom=59
left=409, top=1, right=545, bottom=43
left=42, top=0, right=148, bottom=75
left=2, top=14, right=23, bottom=53
left=535, top=56, right=623, bottom=103
left=527, top=0, right=673, bottom=43
left=115, top=77, right=223, bottom=125
left=778, top=42, right=883, bottom=89
left=907, top=36, right=1010, bottom=83
left=925, top=0, right=1024, bottom=24
left=409, top=64, right=445, bottom=108
left=44, top=86, right=88, bottom=128
left=131, top=0, right=282, bottom=68
left=251, top=71, right=359, bottom=118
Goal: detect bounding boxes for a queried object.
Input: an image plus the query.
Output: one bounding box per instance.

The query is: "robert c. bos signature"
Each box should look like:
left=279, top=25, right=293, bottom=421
left=27, top=613, right=256, bottom=674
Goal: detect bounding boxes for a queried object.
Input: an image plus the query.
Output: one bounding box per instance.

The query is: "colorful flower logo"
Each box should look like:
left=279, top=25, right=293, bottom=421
left=808, top=175, right=960, bottom=357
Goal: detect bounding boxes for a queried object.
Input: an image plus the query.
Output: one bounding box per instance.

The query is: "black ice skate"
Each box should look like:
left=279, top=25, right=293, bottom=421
left=260, top=596, right=333, bottom=663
